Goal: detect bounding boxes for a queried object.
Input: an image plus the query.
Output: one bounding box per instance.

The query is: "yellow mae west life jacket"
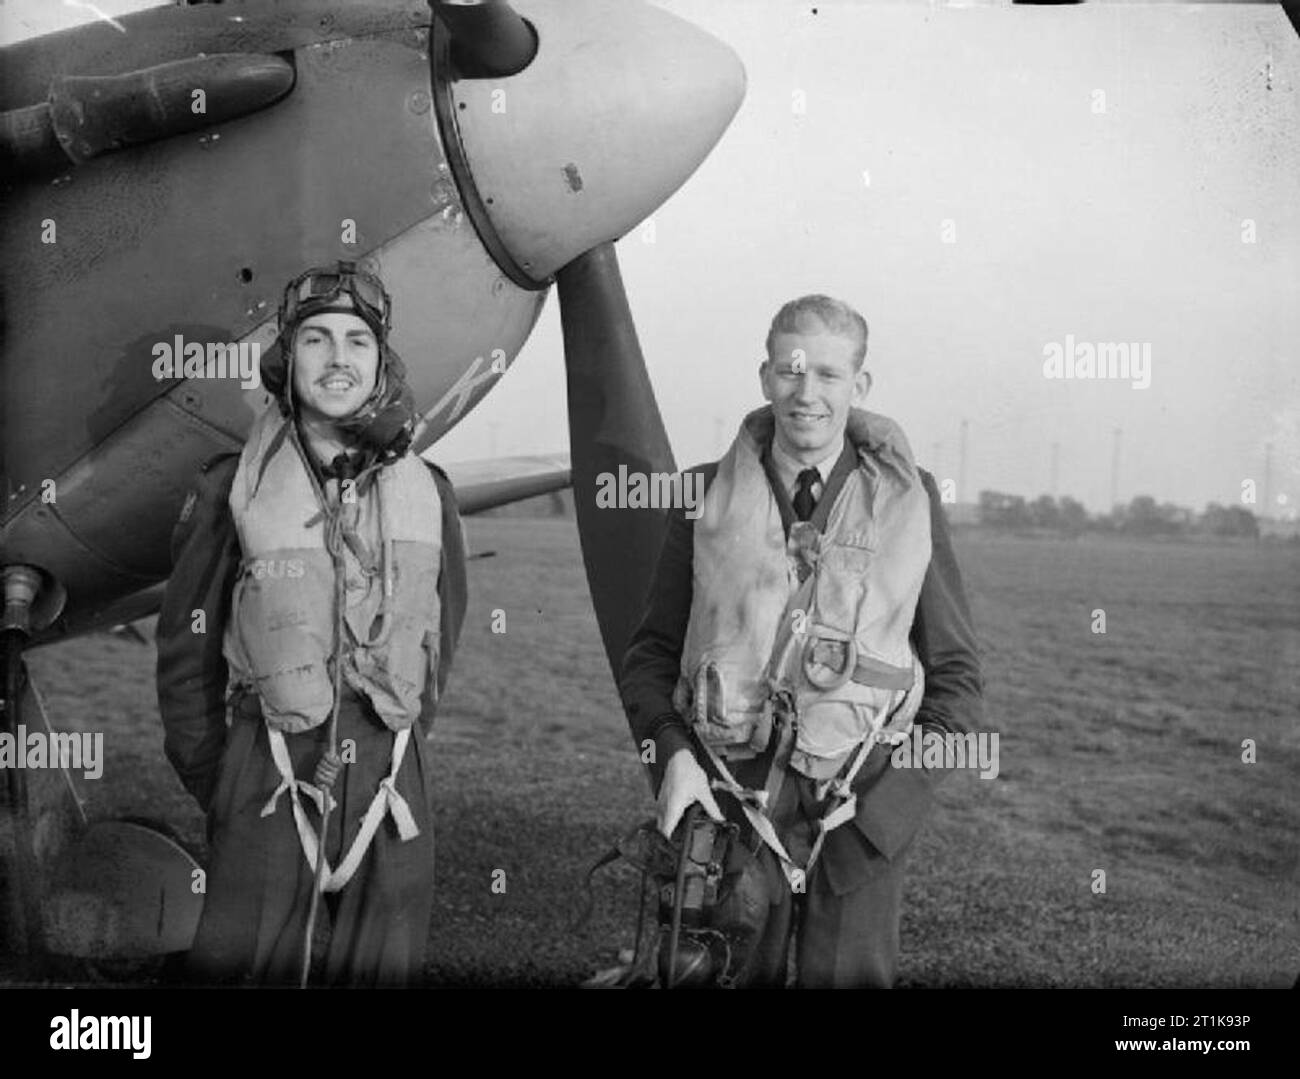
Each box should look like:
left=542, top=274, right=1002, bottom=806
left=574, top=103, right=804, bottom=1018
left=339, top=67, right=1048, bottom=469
left=675, top=406, right=933, bottom=782
left=221, top=407, right=443, bottom=892
left=223, top=408, right=443, bottom=736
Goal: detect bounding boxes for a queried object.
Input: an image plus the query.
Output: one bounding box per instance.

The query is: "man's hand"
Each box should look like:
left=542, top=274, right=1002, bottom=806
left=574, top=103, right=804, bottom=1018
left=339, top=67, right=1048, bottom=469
left=657, top=748, right=725, bottom=837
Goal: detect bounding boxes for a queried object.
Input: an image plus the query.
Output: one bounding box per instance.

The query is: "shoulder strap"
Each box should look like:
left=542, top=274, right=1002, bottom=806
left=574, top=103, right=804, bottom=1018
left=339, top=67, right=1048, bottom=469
left=808, top=439, right=857, bottom=532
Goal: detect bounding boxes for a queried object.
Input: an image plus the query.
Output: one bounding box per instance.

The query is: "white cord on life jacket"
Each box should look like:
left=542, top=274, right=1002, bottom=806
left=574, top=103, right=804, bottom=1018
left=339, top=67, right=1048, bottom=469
left=278, top=428, right=420, bottom=986
left=262, top=724, right=418, bottom=892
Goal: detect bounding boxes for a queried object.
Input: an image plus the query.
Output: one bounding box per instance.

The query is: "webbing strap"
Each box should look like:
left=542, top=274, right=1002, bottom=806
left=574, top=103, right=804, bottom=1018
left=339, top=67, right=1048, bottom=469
left=801, top=730, right=881, bottom=875
left=262, top=725, right=419, bottom=893
left=744, top=563, right=815, bottom=822
left=760, top=709, right=795, bottom=822
left=690, top=522, right=914, bottom=892
left=701, top=737, right=803, bottom=891
left=850, top=654, right=915, bottom=691
left=262, top=729, right=336, bottom=819
left=762, top=572, right=817, bottom=691
left=700, top=683, right=915, bottom=893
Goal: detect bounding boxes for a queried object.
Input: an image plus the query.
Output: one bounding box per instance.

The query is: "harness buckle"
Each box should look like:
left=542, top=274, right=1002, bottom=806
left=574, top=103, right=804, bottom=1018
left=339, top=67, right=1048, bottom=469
left=801, top=629, right=858, bottom=691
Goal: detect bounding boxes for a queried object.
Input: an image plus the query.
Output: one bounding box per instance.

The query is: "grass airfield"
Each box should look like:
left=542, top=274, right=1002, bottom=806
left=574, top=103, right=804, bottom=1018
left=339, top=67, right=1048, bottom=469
left=13, top=517, right=1300, bottom=988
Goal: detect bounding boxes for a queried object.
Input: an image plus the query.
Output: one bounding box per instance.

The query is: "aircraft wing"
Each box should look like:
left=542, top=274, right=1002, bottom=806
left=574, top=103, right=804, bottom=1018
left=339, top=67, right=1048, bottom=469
left=435, top=453, right=572, bottom=516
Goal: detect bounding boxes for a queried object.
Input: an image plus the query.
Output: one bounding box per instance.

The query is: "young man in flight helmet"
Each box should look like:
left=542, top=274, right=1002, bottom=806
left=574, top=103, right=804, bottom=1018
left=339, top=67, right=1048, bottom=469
left=156, top=260, right=466, bottom=986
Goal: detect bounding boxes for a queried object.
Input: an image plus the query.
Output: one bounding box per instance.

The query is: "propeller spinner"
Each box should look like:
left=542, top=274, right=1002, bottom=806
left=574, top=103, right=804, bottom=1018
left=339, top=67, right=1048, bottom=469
left=431, top=0, right=745, bottom=670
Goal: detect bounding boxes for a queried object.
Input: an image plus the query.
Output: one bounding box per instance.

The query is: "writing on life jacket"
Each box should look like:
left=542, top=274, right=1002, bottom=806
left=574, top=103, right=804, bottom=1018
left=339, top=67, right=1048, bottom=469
left=222, top=408, right=443, bottom=735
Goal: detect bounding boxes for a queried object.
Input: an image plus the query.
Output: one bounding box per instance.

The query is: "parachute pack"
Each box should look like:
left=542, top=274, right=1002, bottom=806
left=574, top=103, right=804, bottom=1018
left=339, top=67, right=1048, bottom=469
left=578, top=806, right=772, bottom=989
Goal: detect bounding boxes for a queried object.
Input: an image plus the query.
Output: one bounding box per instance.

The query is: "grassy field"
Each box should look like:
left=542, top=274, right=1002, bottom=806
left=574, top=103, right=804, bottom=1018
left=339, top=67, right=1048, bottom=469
left=13, top=521, right=1300, bottom=987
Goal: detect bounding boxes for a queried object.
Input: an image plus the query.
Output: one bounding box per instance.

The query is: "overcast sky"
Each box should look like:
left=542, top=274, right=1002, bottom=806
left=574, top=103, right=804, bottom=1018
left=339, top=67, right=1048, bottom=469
left=8, top=1, right=1297, bottom=515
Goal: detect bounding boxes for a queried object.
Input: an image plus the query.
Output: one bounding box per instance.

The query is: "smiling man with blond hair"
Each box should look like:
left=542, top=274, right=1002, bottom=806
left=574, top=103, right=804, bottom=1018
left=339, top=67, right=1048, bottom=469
left=620, top=293, right=983, bottom=988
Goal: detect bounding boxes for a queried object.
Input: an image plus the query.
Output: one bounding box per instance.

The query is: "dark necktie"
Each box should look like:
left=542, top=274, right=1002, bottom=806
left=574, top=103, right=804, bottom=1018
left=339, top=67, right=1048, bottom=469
left=793, top=468, right=819, bottom=521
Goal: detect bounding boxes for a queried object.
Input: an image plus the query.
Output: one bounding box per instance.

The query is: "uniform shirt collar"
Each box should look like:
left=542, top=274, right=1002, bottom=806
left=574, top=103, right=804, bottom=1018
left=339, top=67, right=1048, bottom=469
left=769, top=436, right=842, bottom=499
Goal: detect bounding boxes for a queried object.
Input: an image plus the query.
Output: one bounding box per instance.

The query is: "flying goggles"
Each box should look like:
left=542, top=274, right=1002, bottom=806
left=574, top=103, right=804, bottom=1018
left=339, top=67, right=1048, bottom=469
left=279, top=260, right=392, bottom=337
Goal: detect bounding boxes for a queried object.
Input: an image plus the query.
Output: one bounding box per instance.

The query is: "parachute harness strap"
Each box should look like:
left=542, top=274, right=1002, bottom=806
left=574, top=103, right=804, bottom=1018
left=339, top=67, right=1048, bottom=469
left=700, top=725, right=885, bottom=894
left=264, top=725, right=417, bottom=892
left=693, top=517, right=920, bottom=891
left=699, top=738, right=800, bottom=892
left=699, top=657, right=915, bottom=894
left=692, top=543, right=817, bottom=892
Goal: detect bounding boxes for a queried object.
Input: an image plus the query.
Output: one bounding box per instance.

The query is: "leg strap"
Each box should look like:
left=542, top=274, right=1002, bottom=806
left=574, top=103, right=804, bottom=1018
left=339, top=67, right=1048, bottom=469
left=702, top=743, right=802, bottom=891
left=699, top=685, right=916, bottom=892
left=801, top=732, right=880, bottom=877
left=261, top=725, right=419, bottom=893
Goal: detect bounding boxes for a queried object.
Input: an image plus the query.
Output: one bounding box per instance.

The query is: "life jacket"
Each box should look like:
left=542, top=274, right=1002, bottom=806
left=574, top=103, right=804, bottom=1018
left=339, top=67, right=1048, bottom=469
left=223, top=407, right=443, bottom=736
left=676, top=405, right=932, bottom=778
left=221, top=407, right=443, bottom=893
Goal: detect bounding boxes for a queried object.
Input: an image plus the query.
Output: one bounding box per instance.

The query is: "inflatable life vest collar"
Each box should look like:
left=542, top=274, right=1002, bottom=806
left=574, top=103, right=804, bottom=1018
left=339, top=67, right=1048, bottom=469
left=735, top=404, right=921, bottom=474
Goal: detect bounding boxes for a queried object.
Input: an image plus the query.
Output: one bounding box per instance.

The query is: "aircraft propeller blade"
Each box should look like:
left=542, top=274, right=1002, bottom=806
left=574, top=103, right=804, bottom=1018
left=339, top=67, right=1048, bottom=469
left=557, top=242, right=676, bottom=679
left=429, top=0, right=537, bottom=78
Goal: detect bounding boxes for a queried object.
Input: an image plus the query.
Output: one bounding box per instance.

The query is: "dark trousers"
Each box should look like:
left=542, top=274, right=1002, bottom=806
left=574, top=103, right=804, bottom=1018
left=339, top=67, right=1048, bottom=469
left=187, top=693, right=436, bottom=986
left=729, top=758, right=909, bottom=989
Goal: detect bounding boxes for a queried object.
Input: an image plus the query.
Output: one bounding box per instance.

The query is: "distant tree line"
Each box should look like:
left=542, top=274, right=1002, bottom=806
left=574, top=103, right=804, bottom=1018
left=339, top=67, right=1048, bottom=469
left=976, top=491, right=1260, bottom=539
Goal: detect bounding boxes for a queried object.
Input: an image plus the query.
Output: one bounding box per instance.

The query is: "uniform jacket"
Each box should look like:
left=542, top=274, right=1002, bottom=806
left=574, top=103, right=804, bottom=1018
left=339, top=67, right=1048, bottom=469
left=156, top=448, right=467, bottom=812
left=619, top=434, right=983, bottom=866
